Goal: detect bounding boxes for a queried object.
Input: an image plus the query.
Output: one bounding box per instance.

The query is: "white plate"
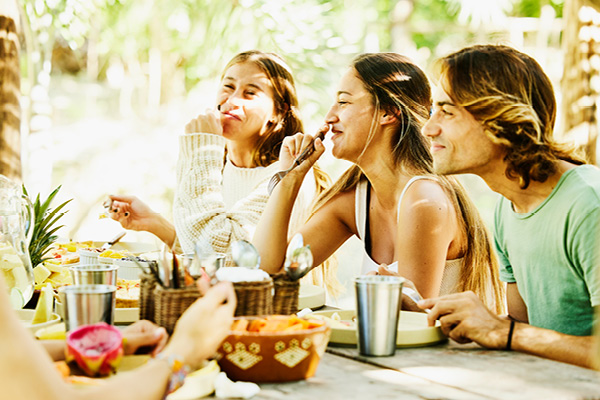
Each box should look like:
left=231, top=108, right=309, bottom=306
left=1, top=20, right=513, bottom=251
left=90, top=241, right=159, bottom=255
left=308, top=309, right=446, bottom=348
left=17, top=309, right=61, bottom=334
left=115, top=307, right=139, bottom=323
left=298, top=284, right=326, bottom=310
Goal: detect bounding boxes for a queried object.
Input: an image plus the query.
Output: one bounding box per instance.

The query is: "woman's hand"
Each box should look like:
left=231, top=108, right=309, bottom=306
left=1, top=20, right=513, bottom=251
left=108, top=195, right=156, bottom=232
left=161, top=281, right=236, bottom=369
left=366, top=265, right=424, bottom=312
left=122, top=320, right=168, bottom=356
left=107, top=195, right=176, bottom=246
left=278, top=124, right=329, bottom=171
left=185, top=109, right=223, bottom=136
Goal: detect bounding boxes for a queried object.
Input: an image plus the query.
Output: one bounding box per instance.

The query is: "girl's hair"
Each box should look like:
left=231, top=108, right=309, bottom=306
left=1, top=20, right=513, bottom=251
left=439, top=44, right=585, bottom=189
left=224, top=51, right=339, bottom=294
left=312, top=53, right=504, bottom=311
left=222, top=50, right=303, bottom=167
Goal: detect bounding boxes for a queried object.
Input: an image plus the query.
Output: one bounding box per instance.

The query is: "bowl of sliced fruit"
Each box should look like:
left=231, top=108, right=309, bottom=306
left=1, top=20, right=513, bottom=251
left=216, top=315, right=330, bottom=383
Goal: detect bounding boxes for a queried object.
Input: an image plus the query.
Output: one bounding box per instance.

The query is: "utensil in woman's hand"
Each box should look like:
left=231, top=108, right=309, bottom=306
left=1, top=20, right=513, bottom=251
left=160, top=244, right=171, bottom=288
left=284, top=233, right=313, bottom=280
left=267, top=127, right=329, bottom=194
left=402, top=286, right=430, bottom=313
left=231, top=240, right=261, bottom=269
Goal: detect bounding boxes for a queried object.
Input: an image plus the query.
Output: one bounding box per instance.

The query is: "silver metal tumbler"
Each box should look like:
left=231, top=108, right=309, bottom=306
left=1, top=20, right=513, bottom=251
left=69, top=264, right=118, bottom=286
left=58, top=284, right=116, bottom=332
left=354, top=275, right=405, bottom=356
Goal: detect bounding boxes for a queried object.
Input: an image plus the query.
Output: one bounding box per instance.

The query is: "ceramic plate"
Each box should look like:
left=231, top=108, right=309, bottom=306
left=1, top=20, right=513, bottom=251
left=308, top=309, right=446, bottom=348
left=89, top=241, right=159, bottom=255
left=17, top=309, right=61, bottom=334
left=298, top=284, right=326, bottom=310
left=115, top=307, right=140, bottom=323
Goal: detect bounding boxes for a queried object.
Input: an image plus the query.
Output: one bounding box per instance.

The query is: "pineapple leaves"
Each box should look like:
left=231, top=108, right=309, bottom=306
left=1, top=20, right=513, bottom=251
left=23, top=185, right=73, bottom=267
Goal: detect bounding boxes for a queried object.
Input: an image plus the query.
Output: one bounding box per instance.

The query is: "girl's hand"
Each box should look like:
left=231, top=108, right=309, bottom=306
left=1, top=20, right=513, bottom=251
left=185, top=109, right=223, bottom=136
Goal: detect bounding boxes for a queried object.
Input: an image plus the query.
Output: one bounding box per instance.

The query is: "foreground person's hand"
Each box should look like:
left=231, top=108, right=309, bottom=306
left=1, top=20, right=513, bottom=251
left=122, top=320, right=168, bottom=356
left=419, top=291, right=512, bottom=349
left=160, top=281, right=236, bottom=369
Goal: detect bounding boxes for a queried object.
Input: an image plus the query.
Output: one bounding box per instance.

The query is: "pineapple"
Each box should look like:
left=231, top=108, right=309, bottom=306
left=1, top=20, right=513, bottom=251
left=23, top=185, right=72, bottom=267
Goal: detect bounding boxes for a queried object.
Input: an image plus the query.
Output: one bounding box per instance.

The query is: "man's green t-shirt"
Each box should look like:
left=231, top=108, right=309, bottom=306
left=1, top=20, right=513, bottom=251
left=494, top=165, right=600, bottom=336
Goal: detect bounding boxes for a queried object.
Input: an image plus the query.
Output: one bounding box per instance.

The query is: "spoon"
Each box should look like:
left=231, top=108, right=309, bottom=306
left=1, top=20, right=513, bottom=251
left=284, top=233, right=313, bottom=280
left=231, top=240, right=261, bottom=269
left=402, top=286, right=430, bottom=313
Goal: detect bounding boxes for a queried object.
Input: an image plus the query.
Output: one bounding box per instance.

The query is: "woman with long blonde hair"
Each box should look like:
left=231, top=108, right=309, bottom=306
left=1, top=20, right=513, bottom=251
left=254, top=53, right=504, bottom=312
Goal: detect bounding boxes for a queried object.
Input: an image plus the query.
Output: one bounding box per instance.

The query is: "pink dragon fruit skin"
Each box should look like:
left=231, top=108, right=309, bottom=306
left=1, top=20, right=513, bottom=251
left=65, top=322, right=124, bottom=377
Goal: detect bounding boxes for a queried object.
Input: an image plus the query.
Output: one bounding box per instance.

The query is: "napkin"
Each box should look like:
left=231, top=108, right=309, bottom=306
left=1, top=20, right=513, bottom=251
left=215, top=267, right=270, bottom=283
left=214, top=372, right=260, bottom=399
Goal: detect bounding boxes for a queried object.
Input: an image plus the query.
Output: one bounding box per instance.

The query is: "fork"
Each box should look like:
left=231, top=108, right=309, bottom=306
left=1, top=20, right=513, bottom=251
left=267, top=128, right=328, bottom=194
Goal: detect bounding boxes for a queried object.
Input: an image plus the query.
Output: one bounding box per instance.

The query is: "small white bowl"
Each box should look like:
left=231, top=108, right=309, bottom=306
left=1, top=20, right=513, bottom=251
left=16, top=309, right=61, bottom=334
left=113, top=259, right=148, bottom=280
left=78, top=248, right=101, bottom=265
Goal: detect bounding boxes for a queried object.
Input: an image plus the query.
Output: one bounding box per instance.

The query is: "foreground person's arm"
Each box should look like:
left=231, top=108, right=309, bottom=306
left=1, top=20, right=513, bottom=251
left=419, top=291, right=597, bottom=369
left=0, top=278, right=235, bottom=400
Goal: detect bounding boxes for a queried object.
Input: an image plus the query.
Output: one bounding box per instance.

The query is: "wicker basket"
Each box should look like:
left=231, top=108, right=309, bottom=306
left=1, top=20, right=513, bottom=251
left=153, top=285, right=202, bottom=334
left=139, top=273, right=157, bottom=322
left=233, top=279, right=273, bottom=316
left=271, top=273, right=299, bottom=315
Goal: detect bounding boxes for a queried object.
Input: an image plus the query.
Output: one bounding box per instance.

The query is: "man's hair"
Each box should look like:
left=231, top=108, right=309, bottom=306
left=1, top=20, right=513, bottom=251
left=439, top=44, right=585, bottom=189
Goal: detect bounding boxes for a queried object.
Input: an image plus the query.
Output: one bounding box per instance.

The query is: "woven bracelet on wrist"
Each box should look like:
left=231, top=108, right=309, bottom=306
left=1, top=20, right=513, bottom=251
left=154, top=353, right=190, bottom=398
left=506, top=319, right=516, bottom=351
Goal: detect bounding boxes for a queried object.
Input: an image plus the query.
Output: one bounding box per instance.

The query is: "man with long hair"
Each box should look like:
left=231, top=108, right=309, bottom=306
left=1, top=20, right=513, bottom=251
left=420, top=44, right=600, bottom=369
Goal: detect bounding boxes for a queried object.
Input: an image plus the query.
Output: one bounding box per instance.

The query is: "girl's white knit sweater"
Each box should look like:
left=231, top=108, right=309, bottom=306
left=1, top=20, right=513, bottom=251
left=173, top=132, right=315, bottom=266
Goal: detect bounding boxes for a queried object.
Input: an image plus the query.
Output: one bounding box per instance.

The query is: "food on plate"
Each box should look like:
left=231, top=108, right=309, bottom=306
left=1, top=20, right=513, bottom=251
left=44, top=247, right=80, bottom=265
left=65, top=322, right=124, bottom=377
left=32, top=283, right=54, bottom=325
left=99, top=249, right=130, bottom=259
left=306, top=313, right=354, bottom=329
left=231, top=315, right=325, bottom=333
left=116, top=278, right=140, bottom=308
left=56, top=241, right=94, bottom=253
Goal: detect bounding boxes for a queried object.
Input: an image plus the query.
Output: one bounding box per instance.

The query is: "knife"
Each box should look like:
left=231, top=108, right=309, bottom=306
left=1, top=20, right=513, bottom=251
left=100, top=231, right=126, bottom=251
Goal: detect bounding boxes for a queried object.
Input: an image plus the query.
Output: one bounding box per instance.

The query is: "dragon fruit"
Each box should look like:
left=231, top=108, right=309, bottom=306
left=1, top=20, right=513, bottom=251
left=65, top=323, right=123, bottom=377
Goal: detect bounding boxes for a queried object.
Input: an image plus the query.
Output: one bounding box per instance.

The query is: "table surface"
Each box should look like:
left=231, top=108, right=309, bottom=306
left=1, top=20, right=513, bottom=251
left=254, top=340, right=600, bottom=400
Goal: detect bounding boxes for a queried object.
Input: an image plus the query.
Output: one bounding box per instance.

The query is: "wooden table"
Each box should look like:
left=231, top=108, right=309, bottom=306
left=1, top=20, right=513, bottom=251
left=254, top=340, right=600, bottom=400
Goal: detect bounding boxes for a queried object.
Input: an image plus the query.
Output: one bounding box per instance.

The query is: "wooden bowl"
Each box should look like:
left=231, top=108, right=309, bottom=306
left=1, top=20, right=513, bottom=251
left=216, top=316, right=331, bottom=383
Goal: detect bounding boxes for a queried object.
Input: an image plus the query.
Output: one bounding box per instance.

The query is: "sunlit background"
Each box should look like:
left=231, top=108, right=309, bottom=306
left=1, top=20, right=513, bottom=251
left=12, top=0, right=599, bottom=305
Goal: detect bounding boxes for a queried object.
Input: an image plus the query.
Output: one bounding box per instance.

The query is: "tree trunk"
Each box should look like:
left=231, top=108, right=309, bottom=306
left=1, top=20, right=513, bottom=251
left=0, top=8, right=21, bottom=181
left=560, top=0, right=599, bottom=165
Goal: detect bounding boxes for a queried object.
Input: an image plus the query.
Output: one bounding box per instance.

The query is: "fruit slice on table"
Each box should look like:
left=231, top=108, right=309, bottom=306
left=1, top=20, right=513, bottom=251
left=33, top=264, right=52, bottom=285
left=66, top=323, right=123, bottom=377
left=32, top=283, right=54, bottom=325
left=9, top=287, right=24, bottom=309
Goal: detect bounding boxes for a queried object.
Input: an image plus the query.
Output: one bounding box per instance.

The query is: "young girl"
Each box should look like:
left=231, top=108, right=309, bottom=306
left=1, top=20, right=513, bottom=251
left=254, top=53, right=504, bottom=311
left=109, top=51, right=338, bottom=290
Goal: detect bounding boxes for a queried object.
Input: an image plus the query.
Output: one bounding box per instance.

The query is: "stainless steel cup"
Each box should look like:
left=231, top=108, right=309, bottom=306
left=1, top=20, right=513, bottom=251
left=354, top=275, right=405, bottom=356
left=69, top=264, right=118, bottom=286
left=58, top=284, right=117, bottom=332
